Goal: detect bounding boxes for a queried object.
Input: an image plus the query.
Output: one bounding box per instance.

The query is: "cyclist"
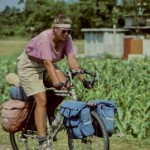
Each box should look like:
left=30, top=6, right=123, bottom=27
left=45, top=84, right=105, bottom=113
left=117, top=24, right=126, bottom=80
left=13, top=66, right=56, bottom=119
left=17, top=14, right=91, bottom=150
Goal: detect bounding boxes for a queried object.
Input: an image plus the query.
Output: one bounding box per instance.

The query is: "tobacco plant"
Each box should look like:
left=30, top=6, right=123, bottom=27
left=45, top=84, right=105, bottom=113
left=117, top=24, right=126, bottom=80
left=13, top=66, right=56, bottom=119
left=0, top=56, right=150, bottom=139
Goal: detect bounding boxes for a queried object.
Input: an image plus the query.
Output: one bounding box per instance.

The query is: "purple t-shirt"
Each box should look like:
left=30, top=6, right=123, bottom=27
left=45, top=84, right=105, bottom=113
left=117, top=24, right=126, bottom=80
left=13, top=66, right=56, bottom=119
left=25, top=29, right=74, bottom=63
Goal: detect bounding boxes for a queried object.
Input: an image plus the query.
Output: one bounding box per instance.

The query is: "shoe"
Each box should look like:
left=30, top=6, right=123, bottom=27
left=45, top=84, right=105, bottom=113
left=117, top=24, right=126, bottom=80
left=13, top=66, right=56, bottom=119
left=39, top=140, right=53, bottom=150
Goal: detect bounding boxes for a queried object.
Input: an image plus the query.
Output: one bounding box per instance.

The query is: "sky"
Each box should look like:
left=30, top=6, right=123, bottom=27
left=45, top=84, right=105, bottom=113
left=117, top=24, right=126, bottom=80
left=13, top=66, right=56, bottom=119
left=0, top=0, right=78, bottom=12
left=0, top=0, right=25, bottom=11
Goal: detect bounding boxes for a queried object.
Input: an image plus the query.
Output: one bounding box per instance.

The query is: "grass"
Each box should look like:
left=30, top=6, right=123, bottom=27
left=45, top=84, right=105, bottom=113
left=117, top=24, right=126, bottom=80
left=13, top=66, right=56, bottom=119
left=0, top=38, right=150, bottom=150
left=74, top=39, right=84, bottom=54
left=0, top=38, right=84, bottom=57
left=0, top=38, right=28, bottom=56
left=0, top=125, right=150, bottom=150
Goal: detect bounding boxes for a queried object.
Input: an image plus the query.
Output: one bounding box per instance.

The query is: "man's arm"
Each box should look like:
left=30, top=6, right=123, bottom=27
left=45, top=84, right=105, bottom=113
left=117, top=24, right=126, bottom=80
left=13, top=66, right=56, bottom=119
left=67, top=55, right=84, bottom=81
left=67, top=55, right=92, bottom=89
left=43, top=60, right=60, bottom=86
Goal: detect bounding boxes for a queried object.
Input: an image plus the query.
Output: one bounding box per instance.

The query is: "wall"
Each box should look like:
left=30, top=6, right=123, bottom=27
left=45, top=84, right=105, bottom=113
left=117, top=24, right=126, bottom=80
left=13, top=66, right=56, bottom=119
left=81, top=28, right=128, bottom=58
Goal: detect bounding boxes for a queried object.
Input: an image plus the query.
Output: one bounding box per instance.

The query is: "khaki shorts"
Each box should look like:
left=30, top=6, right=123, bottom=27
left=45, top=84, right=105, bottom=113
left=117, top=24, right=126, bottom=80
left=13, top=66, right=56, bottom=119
left=18, top=52, right=60, bottom=96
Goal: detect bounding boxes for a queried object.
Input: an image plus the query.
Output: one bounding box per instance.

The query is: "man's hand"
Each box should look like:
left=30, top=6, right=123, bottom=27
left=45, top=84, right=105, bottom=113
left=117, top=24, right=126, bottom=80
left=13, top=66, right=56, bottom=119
left=54, top=82, right=65, bottom=90
left=53, top=79, right=68, bottom=90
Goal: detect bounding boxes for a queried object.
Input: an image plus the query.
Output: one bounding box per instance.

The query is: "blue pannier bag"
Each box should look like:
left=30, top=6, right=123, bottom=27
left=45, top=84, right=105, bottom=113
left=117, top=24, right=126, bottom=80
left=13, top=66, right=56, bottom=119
left=9, top=85, right=28, bottom=101
left=89, top=100, right=117, bottom=136
left=59, top=100, right=95, bottom=139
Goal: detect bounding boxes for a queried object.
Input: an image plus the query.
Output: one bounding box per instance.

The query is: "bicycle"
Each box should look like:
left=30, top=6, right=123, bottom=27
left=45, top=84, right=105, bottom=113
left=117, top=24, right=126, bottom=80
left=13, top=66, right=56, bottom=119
left=9, top=62, right=110, bottom=150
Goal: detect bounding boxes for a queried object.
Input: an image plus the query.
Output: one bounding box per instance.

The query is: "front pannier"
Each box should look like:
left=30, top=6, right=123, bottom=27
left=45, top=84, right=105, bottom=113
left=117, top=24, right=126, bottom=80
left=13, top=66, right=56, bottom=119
left=60, top=100, right=94, bottom=139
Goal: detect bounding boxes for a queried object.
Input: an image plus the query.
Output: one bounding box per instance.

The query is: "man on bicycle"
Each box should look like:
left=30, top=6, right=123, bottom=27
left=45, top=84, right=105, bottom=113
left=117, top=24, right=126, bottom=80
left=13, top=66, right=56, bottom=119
left=17, top=14, right=91, bottom=150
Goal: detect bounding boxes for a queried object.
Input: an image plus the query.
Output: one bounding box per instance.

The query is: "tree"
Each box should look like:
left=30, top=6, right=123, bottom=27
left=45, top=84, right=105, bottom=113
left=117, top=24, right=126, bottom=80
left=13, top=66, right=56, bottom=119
left=23, top=0, right=70, bottom=36
left=77, top=0, right=116, bottom=28
left=0, top=0, right=149, bottom=38
left=0, top=6, right=24, bottom=37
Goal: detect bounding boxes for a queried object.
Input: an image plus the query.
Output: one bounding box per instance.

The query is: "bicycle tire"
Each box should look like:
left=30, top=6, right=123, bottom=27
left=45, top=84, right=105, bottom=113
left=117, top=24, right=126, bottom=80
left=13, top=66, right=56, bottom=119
left=67, top=111, right=109, bottom=150
left=9, top=108, right=69, bottom=150
left=10, top=129, right=39, bottom=150
left=10, top=127, right=70, bottom=150
left=10, top=133, right=19, bottom=150
left=10, top=130, right=72, bottom=150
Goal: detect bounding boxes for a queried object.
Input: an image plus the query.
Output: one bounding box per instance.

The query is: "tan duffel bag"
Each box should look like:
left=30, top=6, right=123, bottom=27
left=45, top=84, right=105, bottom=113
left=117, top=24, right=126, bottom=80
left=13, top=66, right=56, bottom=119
left=1, top=99, right=30, bottom=133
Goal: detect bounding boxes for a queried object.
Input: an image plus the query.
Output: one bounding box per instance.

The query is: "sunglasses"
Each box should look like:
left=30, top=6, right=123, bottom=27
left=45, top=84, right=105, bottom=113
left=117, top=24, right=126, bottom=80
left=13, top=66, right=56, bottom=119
left=61, top=29, right=72, bottom=34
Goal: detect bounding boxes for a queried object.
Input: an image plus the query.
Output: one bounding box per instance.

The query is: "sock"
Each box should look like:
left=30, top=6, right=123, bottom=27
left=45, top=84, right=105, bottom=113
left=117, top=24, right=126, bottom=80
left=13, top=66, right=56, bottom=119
left=38, top=136, right=47, bottom=145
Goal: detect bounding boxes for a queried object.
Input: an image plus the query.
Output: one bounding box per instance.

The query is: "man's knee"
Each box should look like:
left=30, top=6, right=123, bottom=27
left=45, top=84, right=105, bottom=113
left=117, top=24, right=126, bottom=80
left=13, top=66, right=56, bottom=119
left=34, top=92, right=47, bottom=107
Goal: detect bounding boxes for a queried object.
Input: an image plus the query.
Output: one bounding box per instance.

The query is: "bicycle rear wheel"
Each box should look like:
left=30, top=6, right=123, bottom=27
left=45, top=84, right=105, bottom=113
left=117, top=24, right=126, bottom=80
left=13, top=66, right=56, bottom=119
left=67, top=111, right=109, bottom=150
left=10, top=128, right=70, bottom=150
left=10, top=130, right=39, bottom=150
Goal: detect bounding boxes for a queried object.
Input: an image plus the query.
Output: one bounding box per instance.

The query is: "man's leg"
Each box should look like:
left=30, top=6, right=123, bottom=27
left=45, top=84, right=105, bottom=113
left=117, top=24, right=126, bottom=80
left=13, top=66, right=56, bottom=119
left=34, top=92, right=47, bottom=143
left=47, top=70, right=70, bottom=112
left=34, top=91, right=47, bottom=136
left=34, top=70, right=68, bottom=135
left=45, top=70, right=71, bottom=114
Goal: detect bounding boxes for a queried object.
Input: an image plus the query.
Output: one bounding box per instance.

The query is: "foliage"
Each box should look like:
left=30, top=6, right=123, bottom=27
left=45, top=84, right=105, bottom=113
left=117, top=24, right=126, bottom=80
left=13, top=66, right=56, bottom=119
left=0, top=55, right=150, bottom=139
left=0, top=54, right=18, bottom=104
left=24, top=0, right=70, bottom=37
left=0, top=6, right=25, bottom=37
left=0, top=0, right=149, bottom=38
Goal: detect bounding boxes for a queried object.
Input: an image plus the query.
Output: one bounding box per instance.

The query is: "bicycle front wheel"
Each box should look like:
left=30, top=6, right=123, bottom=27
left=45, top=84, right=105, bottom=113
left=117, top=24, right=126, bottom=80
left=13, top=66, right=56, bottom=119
left=67, top=111, right=109, bottom=150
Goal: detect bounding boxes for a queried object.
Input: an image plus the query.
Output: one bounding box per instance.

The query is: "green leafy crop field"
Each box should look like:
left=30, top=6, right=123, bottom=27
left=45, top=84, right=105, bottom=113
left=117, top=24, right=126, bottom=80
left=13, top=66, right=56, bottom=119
left=0, top=39, right=149, bottom=149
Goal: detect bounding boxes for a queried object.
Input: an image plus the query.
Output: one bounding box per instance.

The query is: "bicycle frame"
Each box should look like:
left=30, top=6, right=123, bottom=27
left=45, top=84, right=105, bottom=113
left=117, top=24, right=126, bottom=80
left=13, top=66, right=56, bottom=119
left=10, top=64, right=110, bottom=150
left=22, top=68, right=98, bottom=140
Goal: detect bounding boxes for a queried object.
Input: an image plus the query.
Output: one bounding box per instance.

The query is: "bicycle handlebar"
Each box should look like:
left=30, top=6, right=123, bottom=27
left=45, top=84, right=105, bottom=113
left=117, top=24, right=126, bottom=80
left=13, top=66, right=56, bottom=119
left=48, top=67, right=99, bottom=100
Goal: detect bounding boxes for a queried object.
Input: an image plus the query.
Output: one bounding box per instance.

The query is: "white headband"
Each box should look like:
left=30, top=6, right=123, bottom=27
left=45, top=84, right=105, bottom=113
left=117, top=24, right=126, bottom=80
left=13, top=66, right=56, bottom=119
left=53, top=24, right=71, bottom=28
